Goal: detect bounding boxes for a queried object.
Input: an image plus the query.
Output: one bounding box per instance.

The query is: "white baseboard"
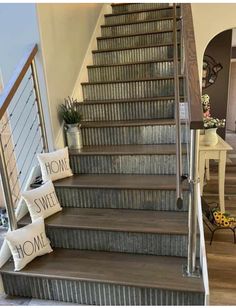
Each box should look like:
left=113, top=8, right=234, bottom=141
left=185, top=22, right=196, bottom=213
left=54, top=4, right=111, bottom=149
left=72, top=4, right=112, bottom=100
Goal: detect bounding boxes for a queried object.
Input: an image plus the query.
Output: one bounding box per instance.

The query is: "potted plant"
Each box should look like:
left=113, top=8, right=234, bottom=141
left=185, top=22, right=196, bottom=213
left=201, top=94, right=225, bottom=146
left=59, top=97, right=83, bottom=150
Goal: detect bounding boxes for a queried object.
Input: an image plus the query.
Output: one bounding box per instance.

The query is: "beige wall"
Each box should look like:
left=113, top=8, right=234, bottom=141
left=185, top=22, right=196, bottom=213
left=227, top=61, right=236, bottom=131
left=191, top=3, right=236, bottom=78
left=37, top=3, right=104, bottom=148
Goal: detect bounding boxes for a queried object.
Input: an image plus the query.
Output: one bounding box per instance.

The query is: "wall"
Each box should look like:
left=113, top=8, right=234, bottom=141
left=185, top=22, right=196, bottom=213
left=202, top=30, right=232, bottom=139
left=227, top=61, right=236, bottom=132
left=191, top=3, right=236, bottom=78
left=37, top=3, right=104, bottom=148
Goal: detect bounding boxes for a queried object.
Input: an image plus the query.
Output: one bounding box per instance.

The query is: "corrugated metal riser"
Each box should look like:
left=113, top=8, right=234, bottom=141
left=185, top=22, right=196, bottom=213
left=88, top=61, right=176, bottom=82
left=81, top=124, right=187, bottom=146
left=105, top=8, right=180, bottom=25
left=2, top=274, right=205, bottom=305
left=101, top=19, right=174, bottom=37
left=70, top=154, right=188, bottom=175
left=93, top=46, right=175, bottom=65
left=79, top=99, right=175, bottom=121
left=48, top=228, right=188, bottom=257
left=55, top=187, right=189, bottom=212
left=112, top=3, right=170, bottom=14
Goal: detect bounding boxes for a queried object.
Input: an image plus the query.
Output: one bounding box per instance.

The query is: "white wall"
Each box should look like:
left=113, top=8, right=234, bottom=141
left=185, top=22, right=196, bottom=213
left=37, top=3, right=104, bottom=149
left=191, top=3, right=236, bottom=78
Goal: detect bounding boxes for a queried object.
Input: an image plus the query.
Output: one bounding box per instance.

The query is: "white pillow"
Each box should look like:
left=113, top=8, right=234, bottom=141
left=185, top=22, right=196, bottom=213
left=21, top=180, right=62, bottom=222
left=5, top=217, right=53, bottom=271
left=37, top=147, right=73, bottom=182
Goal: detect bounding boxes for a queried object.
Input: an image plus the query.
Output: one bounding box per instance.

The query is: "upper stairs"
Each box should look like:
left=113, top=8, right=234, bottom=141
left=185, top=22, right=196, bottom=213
left=1, top=3, right=205, bottom=305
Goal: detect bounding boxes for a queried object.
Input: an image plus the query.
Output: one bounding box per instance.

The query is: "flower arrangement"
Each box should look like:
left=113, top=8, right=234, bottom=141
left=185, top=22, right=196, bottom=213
left=59, top=97, right=82, bottom=125
left=201, top=94, right=225, bottom=129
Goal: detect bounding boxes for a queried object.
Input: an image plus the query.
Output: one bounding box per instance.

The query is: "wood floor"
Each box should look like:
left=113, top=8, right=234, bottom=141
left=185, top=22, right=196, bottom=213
left=203, top=136, right=236, bottom=305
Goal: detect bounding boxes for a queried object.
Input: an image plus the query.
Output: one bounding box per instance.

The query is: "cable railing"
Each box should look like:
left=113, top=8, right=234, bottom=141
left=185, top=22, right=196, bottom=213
left=0, top=44, right=48, bottom=231
left=173, top=4, right=208, bottom=294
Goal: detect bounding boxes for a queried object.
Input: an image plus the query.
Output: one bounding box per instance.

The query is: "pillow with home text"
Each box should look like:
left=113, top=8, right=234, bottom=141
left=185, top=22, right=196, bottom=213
left=5, top=217, right=53, bottom=271
left=37, top=147, right=73, bottom=182
left=22, top=180, right=62, bottom=222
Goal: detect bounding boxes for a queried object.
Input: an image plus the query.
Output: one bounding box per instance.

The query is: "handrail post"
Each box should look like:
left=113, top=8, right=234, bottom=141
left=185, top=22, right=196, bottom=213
left=173, top=4, right=183, bottom=209
left=184, top=129, right=201, bottom=277
left=31, top=60, right=49, bottom=153
left=0, top=135, right=17, bottom=231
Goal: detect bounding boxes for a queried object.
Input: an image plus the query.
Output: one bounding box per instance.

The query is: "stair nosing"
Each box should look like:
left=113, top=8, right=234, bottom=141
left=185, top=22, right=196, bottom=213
left=18, top=208, right=189, bottom=235
left=81, top=76, right=183, bottom=86
left=87, top=59, right=176, bottom=68
left=106, top=6, right=177, bottom=17
left=101, top=16, right=175, bottom=28
left=51, top=174, right=189, bottom=191
left=92, top=42, right=176, bottom=53
left=76, top=96, right=180, bottom=105
left=97, top=29, right=180, bottom=40
left=81, top=118, right=175, bottom=128
left=69, top=144, right=187, bottom=156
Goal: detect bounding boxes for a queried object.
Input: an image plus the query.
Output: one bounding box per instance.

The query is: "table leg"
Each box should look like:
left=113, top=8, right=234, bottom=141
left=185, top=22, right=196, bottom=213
left=199, top=151, right=206, bottom=195
left=205, top=159, right=210, bottom=181
left=219, top=151, right=226, bottom=212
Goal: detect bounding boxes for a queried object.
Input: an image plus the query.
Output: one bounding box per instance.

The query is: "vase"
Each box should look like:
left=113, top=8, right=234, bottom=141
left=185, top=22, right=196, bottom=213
left=65, top=124, right=83, bottom=150
left=202, top=128, right=218, bottom=146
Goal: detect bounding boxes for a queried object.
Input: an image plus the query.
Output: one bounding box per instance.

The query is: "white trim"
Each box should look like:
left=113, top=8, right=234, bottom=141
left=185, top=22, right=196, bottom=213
left=72, top=4, right=112, bottom=100
left=197, top=183, right=210, bottom=305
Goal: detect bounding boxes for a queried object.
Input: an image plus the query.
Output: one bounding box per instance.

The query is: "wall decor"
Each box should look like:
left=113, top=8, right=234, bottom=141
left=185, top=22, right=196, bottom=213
left=202, top=55, right=223, bottom=89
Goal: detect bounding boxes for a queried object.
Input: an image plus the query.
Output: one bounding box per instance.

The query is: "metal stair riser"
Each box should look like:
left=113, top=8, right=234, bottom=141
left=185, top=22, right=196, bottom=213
left=88, top=62, right=175, bottom=82
left=2, top=274, right=205, bottom=305
left=70, top=154, right=188, bottom=175
left=93, top=46, right=174, bottom=65
left=112, top=3, right=171, bottom=14
left=82, top=79, right=183, bottom=101
left=98, top=32, right=180, bottom=50
left=55, top=187, right=189, bottom=212
left=105, top=8, right=180, bottom=25
left=79, top=100, right=174, bottom=121
left=81, top=125, right=187, bottom=146
left=48, top=228, right=188, bottom=257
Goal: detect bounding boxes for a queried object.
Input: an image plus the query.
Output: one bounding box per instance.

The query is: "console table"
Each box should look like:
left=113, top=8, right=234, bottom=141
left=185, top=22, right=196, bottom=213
left=199, top=135, right=232, bottom=212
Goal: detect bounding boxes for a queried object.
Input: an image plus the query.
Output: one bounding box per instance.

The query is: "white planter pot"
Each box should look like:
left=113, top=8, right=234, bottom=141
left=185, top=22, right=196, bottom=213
left=202, top=128, right=218, bottom=146
left=65, top=124, right=83, bottom=150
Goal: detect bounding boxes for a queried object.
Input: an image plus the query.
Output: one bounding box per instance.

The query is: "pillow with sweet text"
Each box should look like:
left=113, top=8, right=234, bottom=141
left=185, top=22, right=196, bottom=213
left=22, top=180, right=62, bottom=222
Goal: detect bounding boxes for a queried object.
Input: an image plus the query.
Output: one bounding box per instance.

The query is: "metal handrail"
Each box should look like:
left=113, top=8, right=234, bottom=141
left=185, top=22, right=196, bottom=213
left=0, top=43, right=48, bottom=231
left=173, top=4, right=183, bottom=209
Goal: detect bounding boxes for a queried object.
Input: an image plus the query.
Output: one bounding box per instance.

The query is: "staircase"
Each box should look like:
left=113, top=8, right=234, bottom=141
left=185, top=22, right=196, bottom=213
left=0, top=3, right=205, bottom=305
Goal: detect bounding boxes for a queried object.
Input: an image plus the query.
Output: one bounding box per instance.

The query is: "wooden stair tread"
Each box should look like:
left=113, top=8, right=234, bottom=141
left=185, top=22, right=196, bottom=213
left=69, top=144, right=187, bottom=156
left=92, top=43, right=174, bottom=53
left=18, top=208, right=188, bottom=234
left=53, top=174, right=189, bottom=190
left=0, top=248, right=204, bottom=293
left=78, top=96, right=179, bottom=105
left=101, top=17, right=174, bottom=28
left=97, top=29, right=179, bottom=40
left=87, top=59, right=175, bottom=68
left=81, top=119, right=175, bottom=128
left=19, top=208, right=188, bottom=235
left=81, top=76, right=182, bottom=85
left=105, top=6, right=176, bottom=17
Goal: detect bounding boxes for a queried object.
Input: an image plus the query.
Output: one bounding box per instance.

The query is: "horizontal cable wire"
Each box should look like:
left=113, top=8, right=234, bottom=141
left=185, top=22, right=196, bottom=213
left=8, top=123, right=40, bottom=181
left=0, top=74, right=33, bottom=134
left=5, top=111, right=39, bottom=167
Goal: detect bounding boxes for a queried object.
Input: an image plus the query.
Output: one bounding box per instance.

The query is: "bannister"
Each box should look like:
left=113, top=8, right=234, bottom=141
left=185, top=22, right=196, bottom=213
left=0, top=44, right=38, bottom=120
left=0, top=43, right=48, bottom=231
left=181, top=4, right=203, bottom=130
